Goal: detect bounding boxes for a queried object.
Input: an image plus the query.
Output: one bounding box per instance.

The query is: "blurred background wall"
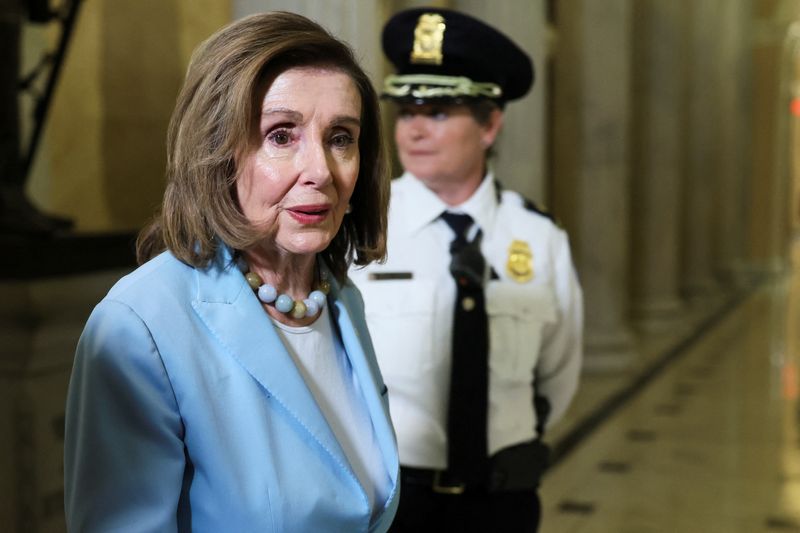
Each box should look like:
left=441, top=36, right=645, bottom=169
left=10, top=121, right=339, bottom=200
left=22, top=0, right=230, bottom=231
left=3, top=0, right=800, bottom=530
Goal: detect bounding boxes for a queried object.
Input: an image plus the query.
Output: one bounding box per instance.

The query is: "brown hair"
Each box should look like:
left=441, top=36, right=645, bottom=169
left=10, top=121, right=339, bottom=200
left=465, top=99, right=499, bottom=126
left=136, top=11, right=388, bottom=282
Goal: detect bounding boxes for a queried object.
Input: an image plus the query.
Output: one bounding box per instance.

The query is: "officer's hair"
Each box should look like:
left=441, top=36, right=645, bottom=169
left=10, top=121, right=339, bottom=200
left=465, top=99, right=500, bottom=158
left=136, top=11, right=388, bottom=282
left=465, top=99, right=499, bottom=126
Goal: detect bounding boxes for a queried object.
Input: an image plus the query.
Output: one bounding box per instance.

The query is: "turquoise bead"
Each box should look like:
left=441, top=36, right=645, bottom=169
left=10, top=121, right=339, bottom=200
left=309, top=290, right=327, bottom=308
left=257, top=284, right=278, bottom=304
left=275, top=294, right=294, bottom=313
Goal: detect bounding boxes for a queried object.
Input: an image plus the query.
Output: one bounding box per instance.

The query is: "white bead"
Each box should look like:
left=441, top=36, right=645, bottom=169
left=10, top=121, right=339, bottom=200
left=309, top=290, right=327, bottom=308
left=257, top=284, right=278, bottom=304
left=275, top=294, right=294, bottom=313
left=304, top=298, right=320, bottom=317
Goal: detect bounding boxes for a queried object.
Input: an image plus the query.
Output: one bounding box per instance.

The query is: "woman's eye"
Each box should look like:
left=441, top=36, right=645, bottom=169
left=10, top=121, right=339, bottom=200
left=267, top=130, right=292, bottom=146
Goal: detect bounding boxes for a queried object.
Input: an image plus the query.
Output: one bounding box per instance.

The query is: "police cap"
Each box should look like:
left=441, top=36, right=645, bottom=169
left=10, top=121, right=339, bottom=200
left=381, top=7, right=534, bottom=106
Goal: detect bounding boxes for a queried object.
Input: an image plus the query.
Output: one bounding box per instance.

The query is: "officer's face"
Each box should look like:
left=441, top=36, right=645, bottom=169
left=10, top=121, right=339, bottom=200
left=394, top=103, right=501, bottom=194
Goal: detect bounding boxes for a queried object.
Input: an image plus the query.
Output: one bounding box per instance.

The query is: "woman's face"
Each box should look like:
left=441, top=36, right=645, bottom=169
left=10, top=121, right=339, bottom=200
left=394, top=103, right=500, bottom=192
left=236, top=66, right=361, bottom=257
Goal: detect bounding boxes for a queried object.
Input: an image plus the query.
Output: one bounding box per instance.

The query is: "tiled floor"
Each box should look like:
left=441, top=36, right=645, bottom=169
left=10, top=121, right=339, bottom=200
left=540, top=270, right=800, bottom=531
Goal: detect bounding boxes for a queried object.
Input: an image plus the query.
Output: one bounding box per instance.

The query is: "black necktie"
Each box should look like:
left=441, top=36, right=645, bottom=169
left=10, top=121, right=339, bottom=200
left=440, top=212, right=489, bottom=487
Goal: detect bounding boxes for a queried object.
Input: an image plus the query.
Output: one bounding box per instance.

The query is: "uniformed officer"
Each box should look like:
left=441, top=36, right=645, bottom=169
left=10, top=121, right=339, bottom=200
left=349, top=7, right=583, bottom=532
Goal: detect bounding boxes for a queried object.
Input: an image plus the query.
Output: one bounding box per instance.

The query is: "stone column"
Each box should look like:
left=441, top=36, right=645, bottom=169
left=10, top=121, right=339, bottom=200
left=455, top=0, right=549, bottom=203
left=552, top=0, right=635, bottom=370
left=629, top=0, right=685, bottom=328
left=748, top=9, right=800, bottom=275
left=233, top=0, right=387, bottom=86
left=682, top=0, right=723, bottom=298
left=713, top=0, right=752, bottom=284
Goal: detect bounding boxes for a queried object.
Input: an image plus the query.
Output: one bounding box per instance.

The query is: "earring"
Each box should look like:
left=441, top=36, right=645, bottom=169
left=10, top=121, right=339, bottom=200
left=345, top=204, right=352, bottom=214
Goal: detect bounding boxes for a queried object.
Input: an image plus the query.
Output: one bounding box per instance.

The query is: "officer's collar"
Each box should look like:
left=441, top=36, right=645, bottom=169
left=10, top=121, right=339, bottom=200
left=400, top=171, right=498, bottom=237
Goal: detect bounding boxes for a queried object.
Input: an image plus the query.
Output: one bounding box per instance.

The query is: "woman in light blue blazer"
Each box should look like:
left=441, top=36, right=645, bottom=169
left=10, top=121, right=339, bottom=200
left=64, top=12, right=399, bottom=532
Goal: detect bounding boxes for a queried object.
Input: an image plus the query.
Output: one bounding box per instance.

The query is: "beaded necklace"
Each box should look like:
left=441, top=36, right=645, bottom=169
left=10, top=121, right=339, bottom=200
left=237, top=257, right=330, bottom=319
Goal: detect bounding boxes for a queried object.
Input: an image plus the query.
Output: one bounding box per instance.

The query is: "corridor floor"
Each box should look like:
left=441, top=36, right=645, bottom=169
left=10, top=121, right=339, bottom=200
left=539, top=270, right=800, bottom=532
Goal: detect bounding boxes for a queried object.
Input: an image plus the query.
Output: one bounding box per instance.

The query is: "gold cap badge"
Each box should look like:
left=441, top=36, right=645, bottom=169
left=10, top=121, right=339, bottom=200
left=410, top=13, right=446, bottom=65
left=506, top=240, right=533, bottom=283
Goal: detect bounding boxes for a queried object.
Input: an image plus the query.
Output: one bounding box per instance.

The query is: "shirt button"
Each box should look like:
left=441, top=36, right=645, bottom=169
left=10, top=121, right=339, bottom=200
left=462, top=297, right=476, bottom=311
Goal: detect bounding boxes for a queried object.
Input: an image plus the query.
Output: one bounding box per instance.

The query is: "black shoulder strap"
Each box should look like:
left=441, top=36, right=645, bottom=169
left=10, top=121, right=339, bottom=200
left=494, top=179, right=557, bottom=223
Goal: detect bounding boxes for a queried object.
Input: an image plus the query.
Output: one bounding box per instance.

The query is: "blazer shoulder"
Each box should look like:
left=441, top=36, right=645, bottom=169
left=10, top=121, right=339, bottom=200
left=104, top=251, right=196, bottom=315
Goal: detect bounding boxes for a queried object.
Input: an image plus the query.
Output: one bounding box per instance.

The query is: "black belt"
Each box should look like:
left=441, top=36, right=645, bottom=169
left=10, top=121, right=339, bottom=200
left=400, top=467, right=479, bottom=495
left=400, top=440, right=550, bottom=496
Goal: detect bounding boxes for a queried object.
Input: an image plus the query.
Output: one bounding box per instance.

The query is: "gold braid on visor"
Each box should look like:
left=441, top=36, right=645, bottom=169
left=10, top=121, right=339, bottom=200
left=383, top=74, right=503, bottom=100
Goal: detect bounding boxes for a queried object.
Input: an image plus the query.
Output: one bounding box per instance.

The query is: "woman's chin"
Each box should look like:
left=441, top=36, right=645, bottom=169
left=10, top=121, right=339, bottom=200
left=275, top=231, right=336, bottom=256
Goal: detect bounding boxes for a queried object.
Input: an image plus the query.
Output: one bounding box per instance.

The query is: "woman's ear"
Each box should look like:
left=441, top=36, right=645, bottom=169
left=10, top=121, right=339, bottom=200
left=480, top=108, right=504, bottom=148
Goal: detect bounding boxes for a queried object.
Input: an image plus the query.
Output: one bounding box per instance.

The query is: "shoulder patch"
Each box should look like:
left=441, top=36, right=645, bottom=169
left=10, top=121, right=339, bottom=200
left=495, top=180, right=563, bottom=227
left=522, top=197, right=561, bottom=226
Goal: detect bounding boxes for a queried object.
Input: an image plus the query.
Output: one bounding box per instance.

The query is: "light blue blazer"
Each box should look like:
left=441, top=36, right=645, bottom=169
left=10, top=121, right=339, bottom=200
left=64, top=246, right=400, bottom=532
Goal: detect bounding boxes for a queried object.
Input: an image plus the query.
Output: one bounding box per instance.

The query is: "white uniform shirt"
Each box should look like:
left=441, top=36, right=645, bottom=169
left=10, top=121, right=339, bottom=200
left=349, top=172, right=583, bottom=470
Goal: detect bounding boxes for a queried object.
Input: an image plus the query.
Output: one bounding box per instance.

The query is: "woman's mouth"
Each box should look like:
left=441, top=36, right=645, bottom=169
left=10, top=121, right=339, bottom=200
left=286, top=204, right=331, bottom=224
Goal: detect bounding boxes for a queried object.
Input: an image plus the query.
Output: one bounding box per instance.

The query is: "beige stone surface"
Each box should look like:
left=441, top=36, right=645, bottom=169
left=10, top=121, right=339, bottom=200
left=26, top=1, right=231, bottom=233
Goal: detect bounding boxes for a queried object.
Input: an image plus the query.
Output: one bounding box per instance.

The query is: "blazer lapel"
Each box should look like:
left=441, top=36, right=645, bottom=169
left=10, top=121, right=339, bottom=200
left=190, top=248, right=348, bottom=469
left=326, top=268, right=399, bottom=486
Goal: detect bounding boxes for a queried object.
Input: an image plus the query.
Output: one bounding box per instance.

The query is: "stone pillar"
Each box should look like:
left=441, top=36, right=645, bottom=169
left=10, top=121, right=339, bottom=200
left=713, top=0, right=753, bottom=284
left=629, top=0, right=685, bottom=328
left=748, top=9, right=800, bottom=275
left=682, top=0, right=723, bottom=298
left=233, top=0, right=388, bottom=86
left=455, top=0, right=549, bottom=203
left=552, top=0, right=635, bottom=370
left=783, top=26, right=800, bottom=252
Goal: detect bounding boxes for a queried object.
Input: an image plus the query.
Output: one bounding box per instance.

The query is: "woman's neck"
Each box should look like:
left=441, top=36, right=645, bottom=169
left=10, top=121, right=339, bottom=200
left=241, top=247, right=321, bottom=327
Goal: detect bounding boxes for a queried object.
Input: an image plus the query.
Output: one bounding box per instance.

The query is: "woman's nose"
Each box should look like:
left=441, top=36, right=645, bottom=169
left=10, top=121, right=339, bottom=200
left=300, top=141, right=333, bottom=185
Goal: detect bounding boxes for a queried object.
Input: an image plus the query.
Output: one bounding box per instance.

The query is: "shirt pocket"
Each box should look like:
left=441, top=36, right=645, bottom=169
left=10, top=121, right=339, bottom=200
left=486, top=282, right=557, bottom=383
left=359, top=279, right=436, bottom=380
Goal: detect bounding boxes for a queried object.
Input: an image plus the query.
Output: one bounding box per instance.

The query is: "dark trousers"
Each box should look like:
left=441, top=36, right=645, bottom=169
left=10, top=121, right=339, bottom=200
left=390, top=469, right=541, bottom=533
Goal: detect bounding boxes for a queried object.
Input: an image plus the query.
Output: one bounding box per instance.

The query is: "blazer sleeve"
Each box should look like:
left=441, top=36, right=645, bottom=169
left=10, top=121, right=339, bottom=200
left=64, top=299, right=186, bottom=533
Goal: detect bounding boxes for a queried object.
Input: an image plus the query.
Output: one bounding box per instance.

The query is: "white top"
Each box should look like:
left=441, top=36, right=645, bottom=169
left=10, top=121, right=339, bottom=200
left=349, top=172, right=583, bottom=469
left=272, top=305, right=391, bottom=518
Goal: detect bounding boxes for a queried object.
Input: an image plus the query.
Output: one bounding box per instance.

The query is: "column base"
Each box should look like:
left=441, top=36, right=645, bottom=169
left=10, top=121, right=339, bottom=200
left=632, top=297, right=685, bottom=333
left=583, top=326, right=637, bottom=373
